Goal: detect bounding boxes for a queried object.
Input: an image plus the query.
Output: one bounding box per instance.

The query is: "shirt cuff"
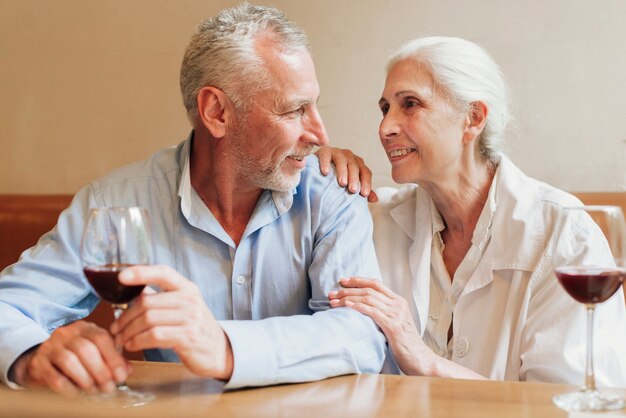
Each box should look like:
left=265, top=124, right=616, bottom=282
left=218, top=320, right=276, bottom=389
left=1, top=326, right=49, bottom=389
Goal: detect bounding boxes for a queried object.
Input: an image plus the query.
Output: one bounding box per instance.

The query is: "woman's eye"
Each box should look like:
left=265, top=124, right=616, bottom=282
left=380, top=104, right=390, bottom=116
left=404, top=99, right=419, bottom=109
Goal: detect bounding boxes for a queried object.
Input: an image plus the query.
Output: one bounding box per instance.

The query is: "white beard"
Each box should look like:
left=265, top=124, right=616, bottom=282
left=230, top=128, right=307, bottom=192
left=253, top=162, right=302, bottom=192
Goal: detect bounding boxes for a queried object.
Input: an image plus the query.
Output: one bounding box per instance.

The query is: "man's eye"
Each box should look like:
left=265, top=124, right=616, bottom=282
left=380, top=104, right=389, bottom=116
left=287, top=107, right=305, bottom=116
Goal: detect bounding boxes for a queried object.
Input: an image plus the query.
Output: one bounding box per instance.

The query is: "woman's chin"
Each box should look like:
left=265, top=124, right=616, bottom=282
left=391, top=169, right=418, bottom=185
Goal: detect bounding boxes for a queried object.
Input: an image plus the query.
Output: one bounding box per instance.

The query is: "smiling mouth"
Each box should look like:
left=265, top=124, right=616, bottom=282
left=388, top=148, right=416, bottom=158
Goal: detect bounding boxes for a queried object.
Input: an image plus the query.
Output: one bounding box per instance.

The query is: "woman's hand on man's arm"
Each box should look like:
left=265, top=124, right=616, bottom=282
left=328, top=277, right=486, bottom=380
left=316, top=147, right=378, bottom=202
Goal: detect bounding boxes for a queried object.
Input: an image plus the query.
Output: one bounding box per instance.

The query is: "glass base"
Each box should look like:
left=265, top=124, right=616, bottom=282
left=553, top=389, right=625, bottom=412
left=85, top=385, right=155, bottom=408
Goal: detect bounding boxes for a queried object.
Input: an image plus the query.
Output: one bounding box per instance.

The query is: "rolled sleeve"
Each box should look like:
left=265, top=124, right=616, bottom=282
left=0, top=187, right=96, bottom=386
left=221, top=308, right=386, bottom=390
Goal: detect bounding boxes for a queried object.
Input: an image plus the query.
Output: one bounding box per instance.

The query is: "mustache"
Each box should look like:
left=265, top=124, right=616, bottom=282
left=289, top=145, right=314, bottom=158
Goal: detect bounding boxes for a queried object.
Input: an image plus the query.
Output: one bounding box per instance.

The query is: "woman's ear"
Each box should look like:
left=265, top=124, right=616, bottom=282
left=462, top=101, right=488, bottom=144
left=196, top=86, right=231, bottom=138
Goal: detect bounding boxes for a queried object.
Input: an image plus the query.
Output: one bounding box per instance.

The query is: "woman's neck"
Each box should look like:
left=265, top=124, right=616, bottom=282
left=422, top=160, right=496, bottom=242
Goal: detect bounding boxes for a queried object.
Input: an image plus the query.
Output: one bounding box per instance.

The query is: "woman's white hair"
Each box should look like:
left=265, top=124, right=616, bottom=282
left=180, top=2, right=309, bottom=126
left=388, top=36, right=510, bottom=164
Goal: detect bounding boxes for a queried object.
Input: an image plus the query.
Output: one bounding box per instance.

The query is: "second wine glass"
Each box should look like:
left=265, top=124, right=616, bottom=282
left=553, top=205, right=626, bottom=411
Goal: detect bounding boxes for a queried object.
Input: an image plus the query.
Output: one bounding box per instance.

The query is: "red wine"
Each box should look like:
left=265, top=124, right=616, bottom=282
left=84, top=264, right=145, bottom=304
left=555, top=266, right=625, bottom=304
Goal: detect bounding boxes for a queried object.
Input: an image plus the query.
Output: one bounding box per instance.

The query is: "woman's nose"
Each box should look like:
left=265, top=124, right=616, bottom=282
left=379, top=111, right=400, bottom=142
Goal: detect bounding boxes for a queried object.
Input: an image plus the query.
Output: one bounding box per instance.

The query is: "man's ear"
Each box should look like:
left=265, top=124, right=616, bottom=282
left=197, top=86, right=231, bottom=138
left=462, top=101, right=488, bottom=144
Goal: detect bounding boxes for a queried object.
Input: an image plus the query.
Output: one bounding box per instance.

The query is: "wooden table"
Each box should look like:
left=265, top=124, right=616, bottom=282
left=2, top=361, right=625, bottom=417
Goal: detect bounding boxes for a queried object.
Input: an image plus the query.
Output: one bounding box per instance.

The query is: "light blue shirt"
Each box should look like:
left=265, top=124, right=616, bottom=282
left=0, top=135, right=386, bottom=389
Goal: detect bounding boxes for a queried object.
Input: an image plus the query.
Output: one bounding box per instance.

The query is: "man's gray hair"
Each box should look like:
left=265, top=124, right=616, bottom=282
left=180, top=2, right=309, bottom=126
left=388, top=36, right=511, bottom=165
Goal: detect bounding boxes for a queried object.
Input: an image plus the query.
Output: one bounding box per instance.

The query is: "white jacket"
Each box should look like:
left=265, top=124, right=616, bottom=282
left=371, top=156, right=626, bottom=386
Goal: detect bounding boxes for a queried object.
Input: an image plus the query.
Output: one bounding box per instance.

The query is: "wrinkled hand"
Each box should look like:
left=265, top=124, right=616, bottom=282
left=112, top=265, right=233, bottom=381
left=328, top=277, right=428, bottom=375
left=316, top=146, right=378, bottom=202
left=11, top=321, right=129, bottom=398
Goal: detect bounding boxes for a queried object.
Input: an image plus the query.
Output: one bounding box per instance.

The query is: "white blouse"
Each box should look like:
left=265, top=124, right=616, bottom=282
left=371, top=156, right=626, bottom=385
left=425, top=169, right=499, bottom=359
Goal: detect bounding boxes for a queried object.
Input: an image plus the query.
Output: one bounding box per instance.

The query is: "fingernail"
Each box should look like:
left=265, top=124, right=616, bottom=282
left=115, top=334, right=126, bottom=352
left=102, top=381, right=116, bottom=393
left=340, top=277, right=349, bottom=283
left=329, top=299, right=339, bottom=306
left=114, top=367, right=127, bottom=384
left=328, top=291, right=337, bottom=298
left=118, top=269, right=134, bottom=281
left=339, top=177, right=347, bottom=186
left=349, top=184, right=358, bottom=193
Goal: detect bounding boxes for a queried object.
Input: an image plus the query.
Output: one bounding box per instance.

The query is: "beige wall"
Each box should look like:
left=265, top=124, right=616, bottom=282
left=2, top=0, right=626, bottom=194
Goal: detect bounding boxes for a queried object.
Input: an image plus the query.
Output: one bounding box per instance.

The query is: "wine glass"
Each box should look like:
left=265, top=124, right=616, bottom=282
left=80, top=207, right=155, bottom=407
left=553, top=205, right=626, bottom=411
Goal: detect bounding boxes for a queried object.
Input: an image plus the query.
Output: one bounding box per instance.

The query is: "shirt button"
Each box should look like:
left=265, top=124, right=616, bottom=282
left=454, top=337, right=470, bottom=358
left=236, top=275, right=246, bottom=285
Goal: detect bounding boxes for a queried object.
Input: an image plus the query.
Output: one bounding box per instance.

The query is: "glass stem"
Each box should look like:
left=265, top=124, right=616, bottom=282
left=112, top=304, right=127, bottom=321
left=111, top=304, right=129, bottom=391
left=584, top=304, right=596, bottom=392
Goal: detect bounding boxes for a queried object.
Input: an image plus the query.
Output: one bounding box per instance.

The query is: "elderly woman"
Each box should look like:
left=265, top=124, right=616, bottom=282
left=323, top=36, right=626, bottom=385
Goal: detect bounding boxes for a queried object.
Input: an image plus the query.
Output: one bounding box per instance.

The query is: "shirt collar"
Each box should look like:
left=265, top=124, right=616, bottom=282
left=471, top=167, right=498, bottom=250
left=177, top=132, right=194, bottom=220
left=177, top=130, right=296, bottom=222
left=430, top=200, right=445, bottom=246
left=271, top=188, right=296, bottom=215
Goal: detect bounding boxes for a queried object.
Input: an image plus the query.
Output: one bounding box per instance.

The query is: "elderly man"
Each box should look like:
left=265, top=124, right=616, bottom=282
left=0, top=3, right=386, bottom=396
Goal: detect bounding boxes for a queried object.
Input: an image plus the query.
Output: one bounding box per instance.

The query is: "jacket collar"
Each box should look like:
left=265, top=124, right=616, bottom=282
left=461, top=156, right=546, bottom=296
left=390, top=156, right=546, bottom=272
left=488, top=156, right=545, bottom=271
left=384, top=156, right=546, bottom=331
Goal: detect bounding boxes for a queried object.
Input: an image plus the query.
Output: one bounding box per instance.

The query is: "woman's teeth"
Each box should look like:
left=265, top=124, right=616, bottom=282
left=388, top=148, right=415, bottom=158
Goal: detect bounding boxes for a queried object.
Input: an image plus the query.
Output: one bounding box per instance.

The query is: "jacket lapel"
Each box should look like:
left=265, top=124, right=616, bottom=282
left=463, top=157, right=546, bottom=296
left=390, top=188, right=433, bottom=336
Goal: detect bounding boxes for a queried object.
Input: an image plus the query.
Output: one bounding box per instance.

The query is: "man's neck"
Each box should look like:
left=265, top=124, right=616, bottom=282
left=190, top=132, right=262, bottom=247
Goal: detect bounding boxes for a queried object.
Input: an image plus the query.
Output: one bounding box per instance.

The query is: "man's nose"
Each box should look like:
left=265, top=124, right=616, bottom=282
left=303, top=107, right=329, bottom=147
